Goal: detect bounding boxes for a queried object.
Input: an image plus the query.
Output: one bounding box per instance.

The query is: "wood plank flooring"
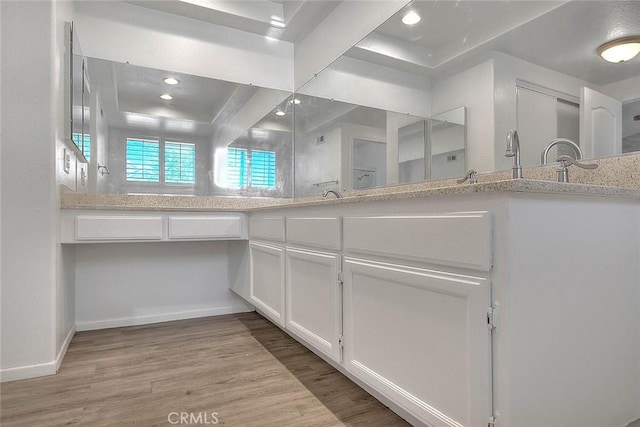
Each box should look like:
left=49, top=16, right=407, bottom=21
left=0, top=313, right=410, bottom=426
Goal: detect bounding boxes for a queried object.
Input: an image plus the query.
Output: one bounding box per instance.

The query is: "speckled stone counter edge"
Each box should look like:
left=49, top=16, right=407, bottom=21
left=61, top=153, right=640, bottom=211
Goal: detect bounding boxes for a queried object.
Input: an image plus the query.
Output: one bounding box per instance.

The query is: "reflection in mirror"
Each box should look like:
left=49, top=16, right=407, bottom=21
left=398, top=119, right=426, bottom=184
left=430, top=107, right=466, bottom=181
left=83, top=57, right=292, bottom=197
left=297, top=0, right=640, bottom=191
left=293, top=93, right=413, bottom=197
left=397, top=107, right=467, bottom=184
left=70, top=24, right=90, bottom=161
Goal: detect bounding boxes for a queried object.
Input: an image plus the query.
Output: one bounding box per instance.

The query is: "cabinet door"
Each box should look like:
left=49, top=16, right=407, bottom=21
left=343, top=257, right=492, bottom=427
left=285, top=247, right=342, bottom=363
left=250, top=241, right=285, bottom=327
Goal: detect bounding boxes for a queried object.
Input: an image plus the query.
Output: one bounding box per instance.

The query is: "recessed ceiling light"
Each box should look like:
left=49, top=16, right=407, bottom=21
left=289, top=98, right=301, bottom=105
left=402, top=11, right=421, bottom=26
left=597, top=36, right=640, bottom=63
left=275, top=109, right=286, bottom=116
left=160, top=94, right=173, bottom=100
left=163, top=77, right=179, bottom=85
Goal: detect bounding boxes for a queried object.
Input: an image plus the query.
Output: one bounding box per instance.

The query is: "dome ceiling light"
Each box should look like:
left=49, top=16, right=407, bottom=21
left=597, top=36, right=640, bottom=63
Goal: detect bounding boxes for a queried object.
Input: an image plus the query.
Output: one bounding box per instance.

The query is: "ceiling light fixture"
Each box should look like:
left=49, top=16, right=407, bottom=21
left=275, top=108, right=285, bottom=116
left=160, top=94, right=173, bottom=100
left=402, top=11, right=421, bottom=26
left=597, top=36, right=640, bottom=63
left=289, top=98, right=301, bottom=105
left=163, top=77, right=179, bottom=85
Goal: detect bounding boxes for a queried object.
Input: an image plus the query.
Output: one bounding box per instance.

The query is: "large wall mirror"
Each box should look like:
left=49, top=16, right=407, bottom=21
left=76, top=55, right=293, bottom=197
left=294, top=0, right=640, bottom=194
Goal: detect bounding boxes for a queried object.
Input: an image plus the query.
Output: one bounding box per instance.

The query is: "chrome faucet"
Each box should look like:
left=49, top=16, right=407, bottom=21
left=505, top=129, right=522, bottom=179
left=541, top=138, right=583, bottom=165
left=457, top=169, right=478, bottom=184
left=322, top=189, right=343, bottom=199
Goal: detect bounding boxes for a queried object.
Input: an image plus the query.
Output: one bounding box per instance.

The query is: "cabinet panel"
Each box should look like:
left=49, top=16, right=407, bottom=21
left=75, top=215, right=163, bottom=241
left=343, top=212, right=492, bottom=271
left=286, top=217, right=341, bottom=250
left=249, top=216, right=285, bottom=242
left=285, top=247, right=341, bottom=362
left=250, top=242, right=285, bottom=327
left=343, top=257, right=491, bottom=427
left=168, top=216, right=242, bottom=239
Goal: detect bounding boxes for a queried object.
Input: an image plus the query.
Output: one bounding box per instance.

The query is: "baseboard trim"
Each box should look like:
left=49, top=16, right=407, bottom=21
left=75, top=305, right=254, bottom=331
left=56, top=326, right=76, bottom=372
left=0, top=361, right=57, bottom=383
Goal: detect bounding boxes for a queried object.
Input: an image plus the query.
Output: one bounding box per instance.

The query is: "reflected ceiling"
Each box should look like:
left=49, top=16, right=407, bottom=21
left=88, top=58, right=259, bottom=136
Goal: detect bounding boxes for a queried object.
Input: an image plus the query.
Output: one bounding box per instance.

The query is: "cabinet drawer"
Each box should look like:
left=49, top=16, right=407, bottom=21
left=249, top=216, right=285, bottom=242
left=169, top=216, right=242, bottom=239
left=343, top=212, right=492, bottom=271
left=75, top=216, right=163, bottom=241
left=286, top=217, right=341, bottom=250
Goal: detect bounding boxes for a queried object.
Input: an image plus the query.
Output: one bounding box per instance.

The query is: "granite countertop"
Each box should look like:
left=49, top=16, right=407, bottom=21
left=61, top=178, right=640, bottom=212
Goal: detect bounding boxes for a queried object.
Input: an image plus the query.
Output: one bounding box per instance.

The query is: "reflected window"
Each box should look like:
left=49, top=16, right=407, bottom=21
left=72, top=133, right=91, bottom=162
left=251, top=150, right=276, bottom=188
left=226, top=147, right=248, bottom=188
left=165, top=142, right=195, bottom=184
left=225, top=148, right=276, bottom=189
left=126, top=138, right=160, bottom=182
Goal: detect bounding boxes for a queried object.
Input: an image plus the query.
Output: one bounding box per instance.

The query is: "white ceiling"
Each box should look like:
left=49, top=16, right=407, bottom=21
left=348, top=1, right=640, bottom=86
left=124, top=0, right=340, bottom=43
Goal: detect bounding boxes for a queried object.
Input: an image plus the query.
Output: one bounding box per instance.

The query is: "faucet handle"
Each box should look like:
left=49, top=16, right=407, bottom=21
left=555, top=155, right=598, bottom=170
left=555, top=155, right=598, bottom=183
left=457, top=169, right=478, bottom=184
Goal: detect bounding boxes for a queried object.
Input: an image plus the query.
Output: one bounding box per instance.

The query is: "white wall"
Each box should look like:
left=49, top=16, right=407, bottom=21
left=294, top=0, right=407, bottom=89
left=74, top=1, right=293, bottom=92
left=1, top=0, right=75, bottom=381
left=431, top=59, right=495, bottom=173
left=75, top=242, right=252, bottom=330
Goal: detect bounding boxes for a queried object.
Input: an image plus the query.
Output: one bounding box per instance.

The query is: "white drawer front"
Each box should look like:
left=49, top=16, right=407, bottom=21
left=286, top=217, right=341, bottom=250
left=75, top=216, right=163, bottom=241
left=343, top=212, right=492, bottom=271
left=249, top=216, right=285, bottom=242
left=169, top=216, right=242, bottom=239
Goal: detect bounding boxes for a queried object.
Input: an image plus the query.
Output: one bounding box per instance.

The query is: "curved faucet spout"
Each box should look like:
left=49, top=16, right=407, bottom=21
left=505, top=129, right=522, bottom=179
left=541, top=138, right=583, bottom=165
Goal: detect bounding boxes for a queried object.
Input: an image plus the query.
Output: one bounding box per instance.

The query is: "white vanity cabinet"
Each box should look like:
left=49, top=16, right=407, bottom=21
left=248, top=216, right=286, bottom=327
left=284, top=217, right=343, bottom=363
left=249, top=241, right=286, bottom=327
left=341, top=212, right=494, bottom=427
left=243, top=193, right=640, bottom=427
left=342, top=258, right=491, bottom=427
